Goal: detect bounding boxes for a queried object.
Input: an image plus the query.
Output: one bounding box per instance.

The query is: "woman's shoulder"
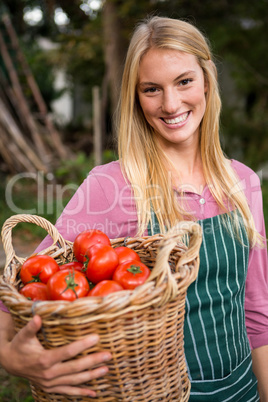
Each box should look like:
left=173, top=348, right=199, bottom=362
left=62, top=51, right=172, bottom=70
left=89, top=160, right=126, bottom=179
left=89, top=160, right=121, bottom=175
left=86, top=160, right=127, bottom=183
left=230, top=159, right=261, bottom=187
left=82, top=160, right=130, bottom=193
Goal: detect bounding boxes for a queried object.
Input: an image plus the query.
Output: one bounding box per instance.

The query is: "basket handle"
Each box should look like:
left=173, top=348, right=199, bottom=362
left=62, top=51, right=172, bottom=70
left=1, top=214, right=71, bottom=270
left=148, top=221, right=202, bottom=304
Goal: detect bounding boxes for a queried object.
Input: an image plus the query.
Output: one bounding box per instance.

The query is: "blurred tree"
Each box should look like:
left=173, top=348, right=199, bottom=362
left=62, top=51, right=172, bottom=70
left=102, top=0, right=126, bottom=120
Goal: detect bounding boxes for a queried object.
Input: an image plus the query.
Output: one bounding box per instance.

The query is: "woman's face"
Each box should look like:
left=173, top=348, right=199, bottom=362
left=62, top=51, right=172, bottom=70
left=137, top=48, right=207, bottom=151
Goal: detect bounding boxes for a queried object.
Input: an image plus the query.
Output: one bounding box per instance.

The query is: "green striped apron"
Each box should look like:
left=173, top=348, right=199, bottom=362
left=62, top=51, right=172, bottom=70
left=148, top=211, right=259, bottom=401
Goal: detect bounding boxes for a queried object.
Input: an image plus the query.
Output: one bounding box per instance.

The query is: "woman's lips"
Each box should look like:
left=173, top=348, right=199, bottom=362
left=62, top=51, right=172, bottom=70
left=161, top=111, right=190, bottom=125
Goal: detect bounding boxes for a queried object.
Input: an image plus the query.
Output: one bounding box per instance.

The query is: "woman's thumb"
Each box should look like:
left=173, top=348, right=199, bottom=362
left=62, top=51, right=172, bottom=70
left=20, top=315, right=42, bottom=339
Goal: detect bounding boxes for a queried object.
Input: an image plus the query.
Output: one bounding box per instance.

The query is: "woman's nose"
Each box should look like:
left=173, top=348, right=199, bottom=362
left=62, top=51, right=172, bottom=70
left=161, top=89, right=180, bottom=115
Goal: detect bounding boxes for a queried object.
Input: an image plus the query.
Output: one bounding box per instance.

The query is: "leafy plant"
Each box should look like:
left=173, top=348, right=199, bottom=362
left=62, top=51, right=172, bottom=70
left=54, top=150, right=117, bottom=184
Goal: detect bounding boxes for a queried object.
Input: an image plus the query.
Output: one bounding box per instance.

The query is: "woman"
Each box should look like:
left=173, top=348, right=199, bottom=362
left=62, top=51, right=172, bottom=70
left=0, top=16, right=267, bottom=400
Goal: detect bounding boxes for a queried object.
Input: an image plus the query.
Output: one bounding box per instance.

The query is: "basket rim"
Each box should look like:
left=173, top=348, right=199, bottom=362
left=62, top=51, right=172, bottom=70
left=0, top=252, right=198, bottom=320
left=0, top=215, right=202, bottom=318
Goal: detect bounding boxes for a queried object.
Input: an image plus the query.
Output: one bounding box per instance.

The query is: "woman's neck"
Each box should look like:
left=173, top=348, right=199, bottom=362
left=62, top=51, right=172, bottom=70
left=162, top=146, right=206, bottom=195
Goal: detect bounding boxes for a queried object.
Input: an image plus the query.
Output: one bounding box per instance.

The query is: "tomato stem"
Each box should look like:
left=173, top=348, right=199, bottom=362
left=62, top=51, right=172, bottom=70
left=27, top=273, right=42, bottom=283
left=127, top=265, right=142, bottom=275
left=81, top=264, right=87, bottom=273
left=61, top=269, right=79, bottom=298
left=84, top=255, right=90, bottom=269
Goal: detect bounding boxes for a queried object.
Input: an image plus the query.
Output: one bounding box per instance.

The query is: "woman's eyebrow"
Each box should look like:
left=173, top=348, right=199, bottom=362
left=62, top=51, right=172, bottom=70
left=139, top=70, right=197, bottom=87
left=173, top=70, right=197, bottom=82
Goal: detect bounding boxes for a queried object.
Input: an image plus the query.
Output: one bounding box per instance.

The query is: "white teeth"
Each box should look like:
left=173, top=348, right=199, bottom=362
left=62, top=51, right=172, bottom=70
left=164, top=112, right=189, bottom=124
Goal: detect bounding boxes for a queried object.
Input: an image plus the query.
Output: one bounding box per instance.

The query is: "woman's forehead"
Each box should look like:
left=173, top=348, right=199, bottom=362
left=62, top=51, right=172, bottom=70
left=138, top=48, right=202, bottom=82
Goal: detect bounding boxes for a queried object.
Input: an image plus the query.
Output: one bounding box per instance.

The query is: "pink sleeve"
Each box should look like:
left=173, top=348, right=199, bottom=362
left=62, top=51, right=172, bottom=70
left=244, top=172, right=268, bottom=349
left=34, top=169, right=112, bottom=251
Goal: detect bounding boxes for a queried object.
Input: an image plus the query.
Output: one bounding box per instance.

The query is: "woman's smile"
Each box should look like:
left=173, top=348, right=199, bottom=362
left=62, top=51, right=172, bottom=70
left=161, top=111, right=190, bottom=126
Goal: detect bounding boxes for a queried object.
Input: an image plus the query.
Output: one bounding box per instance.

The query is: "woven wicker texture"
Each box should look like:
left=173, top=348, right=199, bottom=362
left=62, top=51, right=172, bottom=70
left=0, top=214, right=202, bottom=402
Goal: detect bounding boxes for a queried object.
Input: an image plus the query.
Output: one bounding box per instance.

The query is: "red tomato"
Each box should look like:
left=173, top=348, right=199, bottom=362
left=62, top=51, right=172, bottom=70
left=114, top=246, right=141, bottom=264
left=85, top=243, right=119, bottom=284
left=73, top=229, right=111, bottom=262
left=20, top=255, right=59, bottom=284
left=47, top=269, right=89, bottom=301
left=113, top=261, right=150, bottom=290
left=59, top=261, right=86, bottom=273
left=19, top=282, right=49, bottom=301
left=88, top=280, right=123, bottom=297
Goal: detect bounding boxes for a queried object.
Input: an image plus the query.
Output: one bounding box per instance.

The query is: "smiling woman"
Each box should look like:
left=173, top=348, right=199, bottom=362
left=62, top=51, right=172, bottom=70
left=116, top=16, right=268, bottom=400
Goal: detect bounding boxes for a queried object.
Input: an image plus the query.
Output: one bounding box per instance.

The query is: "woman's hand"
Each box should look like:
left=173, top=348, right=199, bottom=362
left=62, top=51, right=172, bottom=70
left=0, top=312, right=112, bottom=397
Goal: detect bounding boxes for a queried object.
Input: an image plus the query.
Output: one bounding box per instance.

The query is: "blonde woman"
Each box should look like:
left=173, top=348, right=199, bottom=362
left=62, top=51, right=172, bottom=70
left=0, top=16, right=267, bottom=400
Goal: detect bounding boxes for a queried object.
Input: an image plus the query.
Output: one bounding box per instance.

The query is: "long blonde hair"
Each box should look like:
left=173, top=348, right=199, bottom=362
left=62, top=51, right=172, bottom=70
left=117, top=16, right=263, bottom=247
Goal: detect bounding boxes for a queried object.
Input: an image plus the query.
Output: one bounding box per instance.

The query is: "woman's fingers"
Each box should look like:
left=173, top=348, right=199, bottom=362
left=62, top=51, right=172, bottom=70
left=37, top=364, right=109, bottom=389
left=38, top=385, right=98, bottom=397
left=16, top=315, right=42, bottom=343
left=46, top=350, right=112, bottom=379
left=38, top=333, right=111, bottom=369
left=31, top=334, right=112, bottom=396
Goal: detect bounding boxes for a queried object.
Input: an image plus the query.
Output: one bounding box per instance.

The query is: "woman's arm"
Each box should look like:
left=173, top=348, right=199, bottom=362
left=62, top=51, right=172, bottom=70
left=252, top=345, right=268, bottom=401
left=0, top=310, right=111, bottom=397
left=243, top=171, right=268, bottom=401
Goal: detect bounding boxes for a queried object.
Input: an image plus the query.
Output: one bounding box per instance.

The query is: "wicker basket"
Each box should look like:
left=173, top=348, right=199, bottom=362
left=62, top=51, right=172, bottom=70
left=0, top=214, right=202, bottom=402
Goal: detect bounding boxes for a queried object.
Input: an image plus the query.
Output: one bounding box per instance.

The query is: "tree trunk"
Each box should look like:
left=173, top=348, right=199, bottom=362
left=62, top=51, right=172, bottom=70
left=93, top=86, right=102, bottom=165
left=102, top=0, right=127, bottom=128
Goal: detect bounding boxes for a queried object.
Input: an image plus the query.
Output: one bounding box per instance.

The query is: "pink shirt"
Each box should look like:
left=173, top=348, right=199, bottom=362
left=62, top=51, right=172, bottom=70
left=2, top=160, right=268, bottom=349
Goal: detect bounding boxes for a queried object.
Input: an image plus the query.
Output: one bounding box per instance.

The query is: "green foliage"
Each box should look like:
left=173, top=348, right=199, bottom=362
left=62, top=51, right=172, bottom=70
left=54, top=151, right=94, bottom=184
left=54, top=16, right=105, bottom=100
left=54, top=150, right=118, bottom=184
left=22, top=42, right=66, bottom=109
left=221, top=106, right=268, bottom=170
left=198, top=1, right=268, bottom=169
left=0, top=367, right=33, bottom=402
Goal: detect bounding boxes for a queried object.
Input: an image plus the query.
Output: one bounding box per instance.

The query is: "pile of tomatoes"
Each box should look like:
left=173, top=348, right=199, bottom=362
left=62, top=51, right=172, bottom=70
left=19, top=229, right=151, bottom=302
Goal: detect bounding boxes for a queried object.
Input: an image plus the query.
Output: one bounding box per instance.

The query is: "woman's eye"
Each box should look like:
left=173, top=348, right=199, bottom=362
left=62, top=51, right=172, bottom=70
left=179, top=78, right=192, bottom=86
left=144, top=87, right=158, bottom=93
